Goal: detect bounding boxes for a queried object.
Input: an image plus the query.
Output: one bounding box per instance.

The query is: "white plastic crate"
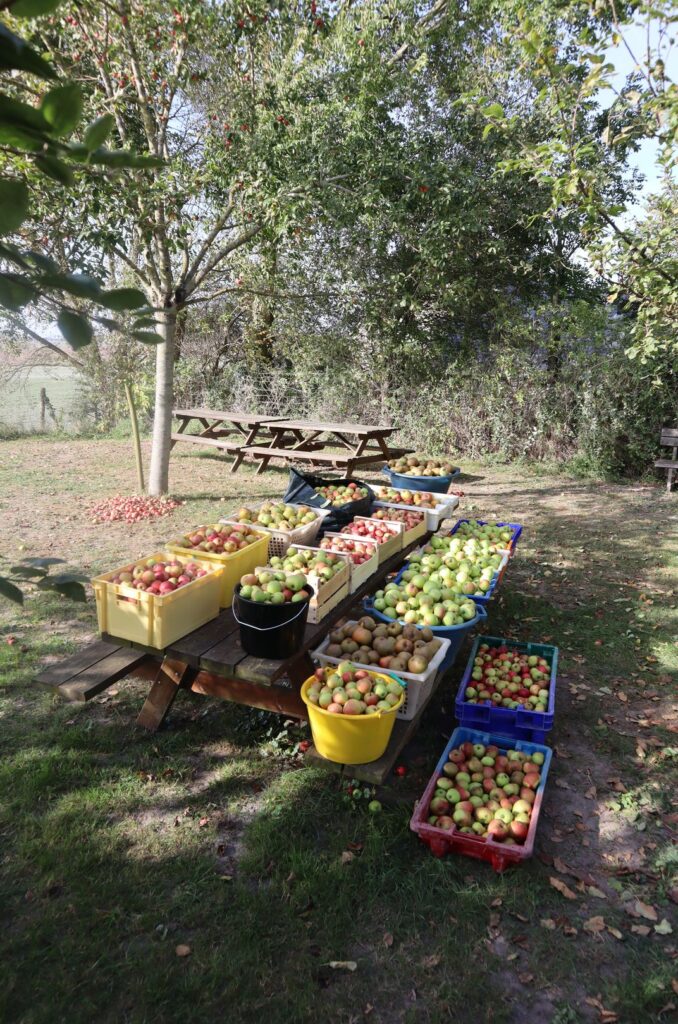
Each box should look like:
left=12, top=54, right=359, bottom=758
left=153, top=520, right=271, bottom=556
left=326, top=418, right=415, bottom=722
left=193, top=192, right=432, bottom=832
left=374, top=495, right=459, bottom=531
left=312, top=621, right=451, bottom=721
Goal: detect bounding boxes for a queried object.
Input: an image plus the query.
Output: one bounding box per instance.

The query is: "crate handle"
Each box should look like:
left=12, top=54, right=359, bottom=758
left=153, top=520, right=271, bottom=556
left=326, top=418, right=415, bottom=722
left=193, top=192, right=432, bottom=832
left=116, top=593, right=140, bottom=606
left=231, top=597, right=309, bottom=632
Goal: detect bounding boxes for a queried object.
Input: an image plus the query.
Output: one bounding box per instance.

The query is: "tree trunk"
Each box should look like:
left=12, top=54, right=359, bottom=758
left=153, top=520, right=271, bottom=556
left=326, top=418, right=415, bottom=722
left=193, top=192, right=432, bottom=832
left=148, top=308, right=177, bottom=495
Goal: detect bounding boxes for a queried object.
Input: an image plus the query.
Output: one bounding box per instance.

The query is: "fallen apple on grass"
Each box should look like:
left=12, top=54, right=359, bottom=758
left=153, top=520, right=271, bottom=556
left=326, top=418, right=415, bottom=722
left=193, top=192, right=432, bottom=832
left=425, top=741, right=542, bottom=843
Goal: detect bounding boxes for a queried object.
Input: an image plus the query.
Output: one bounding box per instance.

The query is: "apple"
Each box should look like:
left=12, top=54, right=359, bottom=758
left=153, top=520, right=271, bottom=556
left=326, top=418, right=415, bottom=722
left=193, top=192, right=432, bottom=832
left=313, top=482, right=369, bottom=507
left=387, top=454, right=457, bottom=478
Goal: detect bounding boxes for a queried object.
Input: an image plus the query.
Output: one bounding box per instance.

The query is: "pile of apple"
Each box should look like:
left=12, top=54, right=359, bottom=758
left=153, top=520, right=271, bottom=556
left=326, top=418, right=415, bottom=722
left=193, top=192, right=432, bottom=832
left=447, top=520, right=514, bottom=550
left=324, top=615, right=442, bottom=675
left=109, top=557, right=209, bottom=595
left=403, top=533, right=507, bottom=597
left=371, top=580, right=478, bottom=628
left=388, top=455, right=456, bottom=478
left=319, top=535, right=376, bottom=565
left=314, top=481, right=370, bottom=506
left=375, top=486, right=439, bottom=508
left=231, top=503, right=318, bottom=531
left=371, top=508, right=424, bottom=531
left=340, top=517, right=400, bottom=546
left=466, top=643, right=552, bottom=712
left=307, top=664, right=404, bottom=715
left=239, top=570, right=309, bottom=604
left=172, top=522, right=262, bottom=555
left=426, top=739, right=544, bottom=844
left=268, top=546, right=347, bottom=583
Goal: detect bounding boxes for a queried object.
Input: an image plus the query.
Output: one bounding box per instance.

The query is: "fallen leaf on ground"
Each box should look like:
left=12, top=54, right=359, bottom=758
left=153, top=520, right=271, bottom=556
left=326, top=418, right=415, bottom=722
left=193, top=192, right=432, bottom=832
left=340, top=851, right=355, bottom=865
left=633, top=900, right=658, bottom=921
left=631, top=925, right=651, bottom=936
left=328, top=961, right=357, bottom=971
left=550, top=877, right=578, bottom=900
left=588, top=887, right=607, bottom=899
left=563, top=924, right=578, bottom=936
left=518, top=973, right=534, bottom=984
left=383, top=932, right=394, bottom=948
left=658, top=1002, right=676, bottom=1018
left=617, top=692, right=628, bottom=703
left=584, top=916, right=606, bottom=934
left=671, top=980, right=678, bottom=996
left=217, top=874, right=232, bottom=882
left=655, top=919, right=673, bottom=935
left=540, top=918, right=556, bottom=930
left=553, top=856, right=570, bottom=875
left=555, top=778, right=571, bottom=790
left=198, top=818, right=209, bottom=828
left=175, top=944, right=191, bottom=957
left=585, top=786, right=597, bottom=799
left=421, top=954, right=441, bottom=969
left=491, top=897, right=503, bottom=908
left=607, top=927, right=623, bottom=940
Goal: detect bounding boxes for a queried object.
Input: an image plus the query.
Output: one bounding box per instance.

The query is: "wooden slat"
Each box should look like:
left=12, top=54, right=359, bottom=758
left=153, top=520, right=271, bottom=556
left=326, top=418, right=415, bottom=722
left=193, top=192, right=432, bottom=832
left=200, top=630, right=246, bottom=676
left=35, top=639, right=123, bottom=687
left=660, top=428, right=678, bottom=444
left=166, top=611, right=237, bottom=667
left=174, top=409, right=286, bottom=425
left=56, top=648, right=150, bottom=702
left=259, top=419, right=394, bottom=435
left=136, top=657, right=193, bottom=731
left=190, top=673, right=307, bottom=719
left=171, top=434, right=241, bottom=451
left=242, top=446, right=384, bottom=466
left=655, top=458, right=678, bottom=469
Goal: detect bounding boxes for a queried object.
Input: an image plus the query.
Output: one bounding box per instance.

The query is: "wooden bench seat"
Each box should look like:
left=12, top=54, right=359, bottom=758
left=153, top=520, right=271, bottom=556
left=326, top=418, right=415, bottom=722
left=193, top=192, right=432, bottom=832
left=36, top=640, right=150, bottom=701
left=656, top=427, right=677, bottom=493
left=170, top=433, right=242, bottom=452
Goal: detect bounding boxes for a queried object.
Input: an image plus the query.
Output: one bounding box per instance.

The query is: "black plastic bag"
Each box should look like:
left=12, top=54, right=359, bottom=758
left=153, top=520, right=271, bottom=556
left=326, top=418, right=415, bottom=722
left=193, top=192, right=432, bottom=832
left=283, top=468, right=375, bottom=536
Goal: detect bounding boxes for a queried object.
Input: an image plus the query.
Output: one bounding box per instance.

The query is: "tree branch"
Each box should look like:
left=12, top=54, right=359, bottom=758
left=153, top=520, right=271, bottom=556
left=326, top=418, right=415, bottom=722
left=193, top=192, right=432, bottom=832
left=3, top=315, right=86, bottom=370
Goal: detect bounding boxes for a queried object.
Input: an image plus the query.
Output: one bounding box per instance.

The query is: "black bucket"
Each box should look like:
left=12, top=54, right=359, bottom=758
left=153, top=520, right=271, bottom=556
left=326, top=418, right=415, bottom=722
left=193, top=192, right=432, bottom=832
left=233, top=583, right=314, bottom=659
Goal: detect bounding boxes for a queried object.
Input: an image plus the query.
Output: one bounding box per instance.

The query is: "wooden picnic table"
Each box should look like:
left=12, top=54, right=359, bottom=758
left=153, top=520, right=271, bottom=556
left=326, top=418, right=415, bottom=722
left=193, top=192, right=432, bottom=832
left=36, top=529, right=457, bottom=784
left=244, top=418, right=411, bottom=476
left=170, top=408, right=287, bottom=472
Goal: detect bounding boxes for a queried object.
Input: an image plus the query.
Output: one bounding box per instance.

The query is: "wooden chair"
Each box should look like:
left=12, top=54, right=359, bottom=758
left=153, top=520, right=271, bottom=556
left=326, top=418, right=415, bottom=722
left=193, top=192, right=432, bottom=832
left=655, top=426, right=678, bottom=493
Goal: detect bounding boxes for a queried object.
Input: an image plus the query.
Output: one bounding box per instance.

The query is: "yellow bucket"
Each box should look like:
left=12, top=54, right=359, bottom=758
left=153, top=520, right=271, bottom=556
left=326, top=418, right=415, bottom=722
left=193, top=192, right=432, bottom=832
left=301, top=673, right=404, bottom=764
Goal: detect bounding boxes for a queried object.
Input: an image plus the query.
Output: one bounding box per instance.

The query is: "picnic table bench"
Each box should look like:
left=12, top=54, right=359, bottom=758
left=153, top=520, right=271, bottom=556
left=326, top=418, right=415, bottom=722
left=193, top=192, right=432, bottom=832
left=170, top=409, right=286, bottom=472
left=243, top=419, right=412, bottom=476
left=36, top=530, right=454, bottom=784
left=656, top=426, right=678, bottom=493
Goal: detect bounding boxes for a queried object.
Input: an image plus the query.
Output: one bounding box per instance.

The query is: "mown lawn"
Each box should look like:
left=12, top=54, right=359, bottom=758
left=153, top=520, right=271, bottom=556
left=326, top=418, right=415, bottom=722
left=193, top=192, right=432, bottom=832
left=0, top=438, right=676, bottom=1024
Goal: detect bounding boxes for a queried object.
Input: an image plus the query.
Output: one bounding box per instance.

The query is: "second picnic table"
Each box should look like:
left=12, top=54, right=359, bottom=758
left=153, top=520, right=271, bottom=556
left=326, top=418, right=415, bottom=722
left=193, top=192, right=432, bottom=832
left=170, top=408, right=286, bottom=471
left=242, top=418, right=410, bottom=476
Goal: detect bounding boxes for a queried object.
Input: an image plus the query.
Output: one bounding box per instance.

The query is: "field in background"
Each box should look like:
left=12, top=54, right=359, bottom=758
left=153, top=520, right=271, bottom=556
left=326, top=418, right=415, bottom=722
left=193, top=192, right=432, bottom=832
left=0, top=438, right=676, bottom=1024
left=0, top=365, right=82, bottom=432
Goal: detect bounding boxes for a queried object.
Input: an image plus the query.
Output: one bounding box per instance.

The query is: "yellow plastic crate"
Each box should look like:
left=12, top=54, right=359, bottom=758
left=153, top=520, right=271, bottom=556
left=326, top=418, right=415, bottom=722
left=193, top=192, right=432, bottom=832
left=167, top=528, right=270, bottom=607
left=92, top=551, right=223, bottom=649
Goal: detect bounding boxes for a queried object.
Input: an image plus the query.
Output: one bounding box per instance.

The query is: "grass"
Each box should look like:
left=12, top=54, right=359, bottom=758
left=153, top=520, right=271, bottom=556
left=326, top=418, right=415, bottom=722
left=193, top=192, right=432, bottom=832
left=0, top=438, right=676, bottom=1024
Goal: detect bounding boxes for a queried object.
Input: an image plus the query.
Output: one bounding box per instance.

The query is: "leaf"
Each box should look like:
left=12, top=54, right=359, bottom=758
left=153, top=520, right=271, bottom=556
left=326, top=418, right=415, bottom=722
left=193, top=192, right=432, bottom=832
left=198, top=817, right=209, bottom=828
left=630, top=924, right=651, bottom=936
left=540, top=918, right=556, bottom=930
left=555, top=778, right=570, bottom=789
left=0, top=180, right=29, bottom=235
left=672, top=980, right=678, bottom=997
left=421, top=954, right=441, bottom=969
left=42, top=272, right=101, bottom=300
left=12, top=0, right=63, bottom=15
left=0, top=24, right=57, bottom=80
left=654, top=919, right=673, bottom=935
left=518, top=973, right=534, bottom=984
left=58, top=309, right=92, bottom=350
left=340, top=850, right=354, bottom=865
left=328, top=961, right=357, bottom=971
left=607, top=927, right=623, bottom=940
left=0, top=272, right=36, bottom=309
left=175, top=944, right=191, bottom=957
left=40, top=84, right=83, bottom=137
left=0, top=576, right=24, bottom=604
left=550, top=877, right=577, bottom=900
left=588, top=887, right=607, bottom=899
left=634, top=900, right=658, bottom=921
left=583, top=916, right=606, bottom=934
left=34, top=154, right=74, bottom=185
left=553, top=857, right=570, bottom=875
left=131, top=329, right=163, bottom=344
left=383, top=932, right=394, bottom=947
left=83, top=114, right=114, bottom=151
left=99, top=287, right=148, bottom=311
left=485, top=103, right=504, bottom=119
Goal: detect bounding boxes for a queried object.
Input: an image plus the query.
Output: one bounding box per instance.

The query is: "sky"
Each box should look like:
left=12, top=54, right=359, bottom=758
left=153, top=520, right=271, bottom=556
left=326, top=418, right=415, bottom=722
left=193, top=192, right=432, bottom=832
left=602, top=19, right=675, bottom=215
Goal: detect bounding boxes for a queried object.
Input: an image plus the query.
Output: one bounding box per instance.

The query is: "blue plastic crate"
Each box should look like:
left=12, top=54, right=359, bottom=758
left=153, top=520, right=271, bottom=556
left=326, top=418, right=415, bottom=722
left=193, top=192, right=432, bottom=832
left=382, top=465, right=461, bottom=494
left=448, top=519, right=523, bottom=553
left=362, top=596, right=487, bottom=674
left=455, top=635, right=558, bottom=743
left=394, top=551, right=509, bottom=608
left=410, top=726, right=553, bottom=870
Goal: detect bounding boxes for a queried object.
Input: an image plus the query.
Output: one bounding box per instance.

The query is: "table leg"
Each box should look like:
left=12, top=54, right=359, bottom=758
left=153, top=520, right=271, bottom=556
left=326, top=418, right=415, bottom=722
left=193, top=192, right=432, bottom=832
left=136, top=657, right=192, bottom=732
left=170, top=416, right=190, bottom=450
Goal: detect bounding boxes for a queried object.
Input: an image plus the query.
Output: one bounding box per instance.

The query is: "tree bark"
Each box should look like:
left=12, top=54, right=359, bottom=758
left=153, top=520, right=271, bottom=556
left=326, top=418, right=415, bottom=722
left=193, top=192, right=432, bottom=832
left=148, top=308, right=177, bottom=495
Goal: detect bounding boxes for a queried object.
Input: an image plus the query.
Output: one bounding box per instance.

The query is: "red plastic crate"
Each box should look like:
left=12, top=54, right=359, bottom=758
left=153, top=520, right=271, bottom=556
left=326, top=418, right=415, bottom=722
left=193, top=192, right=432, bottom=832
left=410, top=727, right=552, bottom=872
